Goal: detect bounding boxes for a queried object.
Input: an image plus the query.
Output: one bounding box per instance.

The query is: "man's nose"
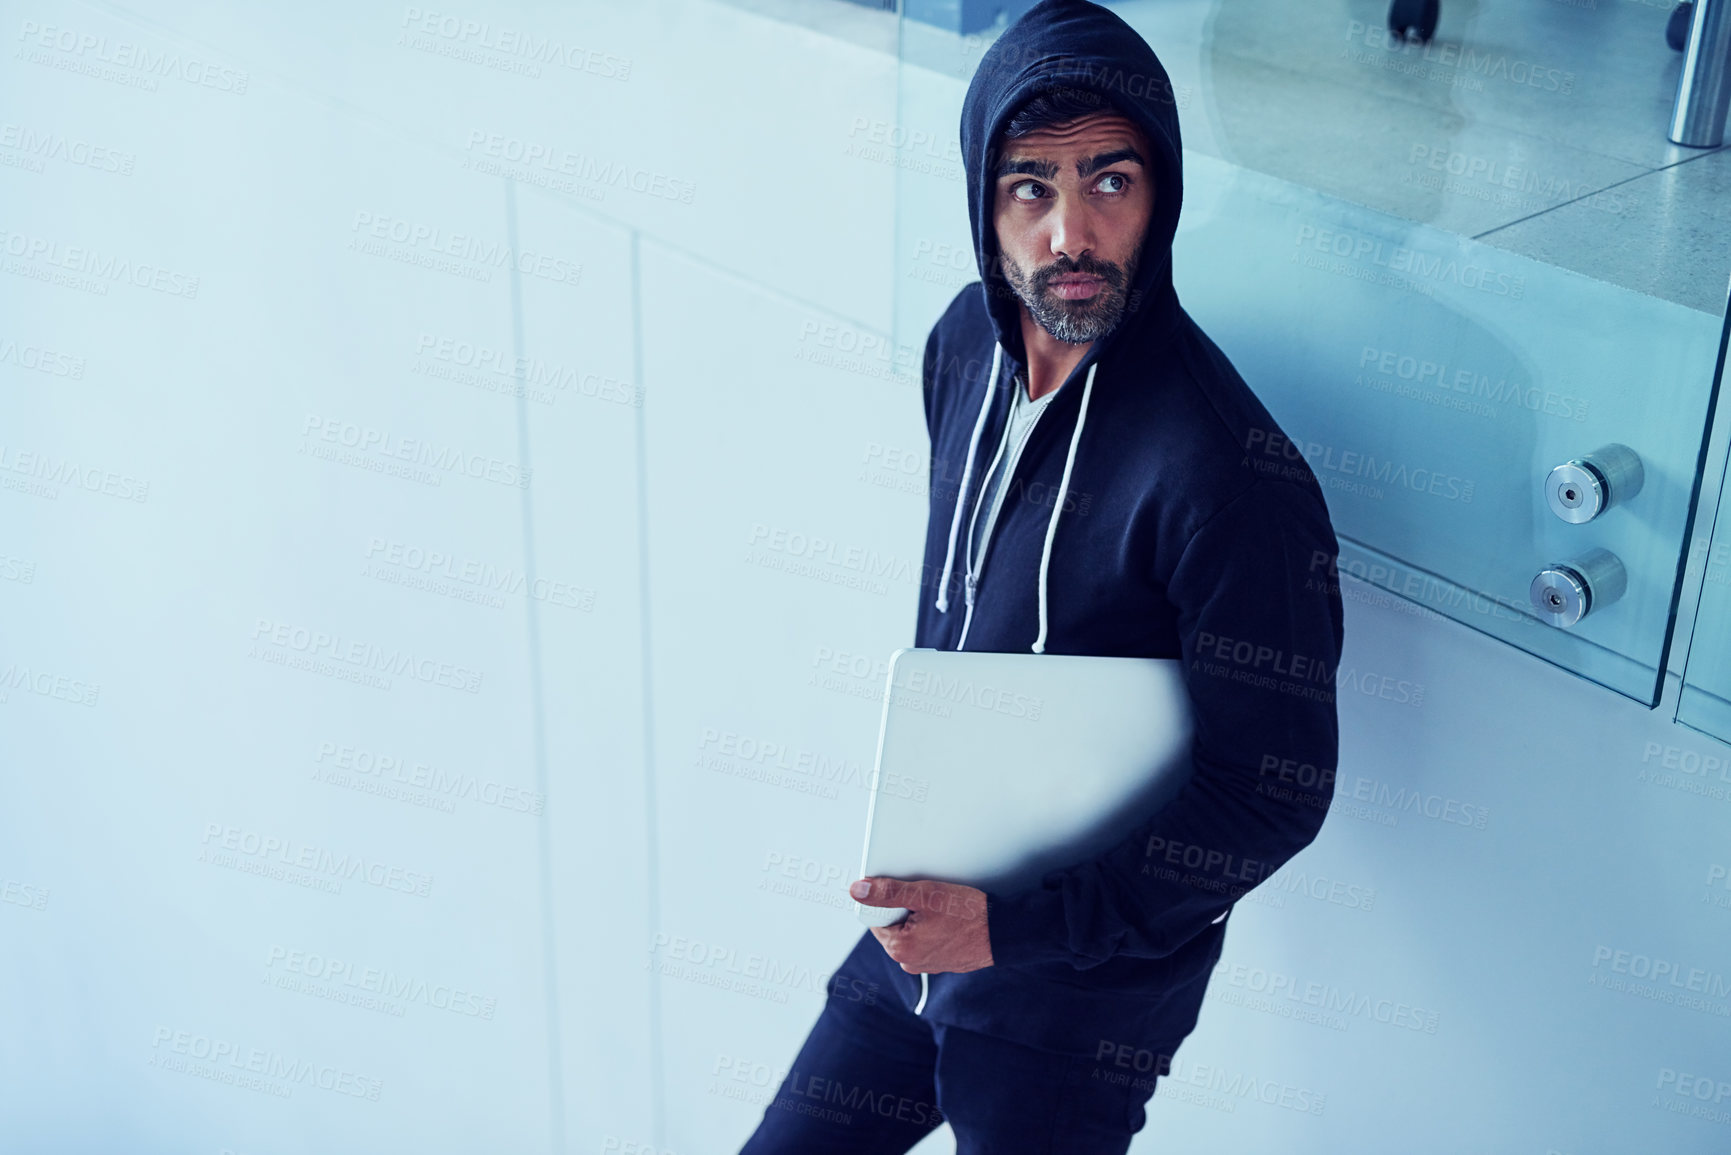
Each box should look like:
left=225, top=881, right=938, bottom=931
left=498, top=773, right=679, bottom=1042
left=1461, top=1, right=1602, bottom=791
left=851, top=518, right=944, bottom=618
left=1047, top=195, right=1098, bottom=262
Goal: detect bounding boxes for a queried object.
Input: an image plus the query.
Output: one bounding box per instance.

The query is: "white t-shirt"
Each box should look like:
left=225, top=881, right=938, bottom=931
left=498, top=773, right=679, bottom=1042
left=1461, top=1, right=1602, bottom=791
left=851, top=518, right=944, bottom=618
left=968, top=372, right=1055, bottom=573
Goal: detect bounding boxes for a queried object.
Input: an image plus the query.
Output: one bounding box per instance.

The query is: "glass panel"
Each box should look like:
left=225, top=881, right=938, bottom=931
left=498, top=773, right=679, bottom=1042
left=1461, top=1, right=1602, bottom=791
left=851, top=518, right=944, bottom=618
left=1679, top=438, right=1731, bottom=739
left=895, top=0, right=1731, bottom=707
left=1175, top=156, right=1725, bottom=705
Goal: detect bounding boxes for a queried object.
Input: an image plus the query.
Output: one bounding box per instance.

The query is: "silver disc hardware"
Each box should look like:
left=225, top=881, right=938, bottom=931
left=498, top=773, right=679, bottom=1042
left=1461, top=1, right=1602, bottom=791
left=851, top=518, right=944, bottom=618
left=1545, top=444, right=1643, bottom=524
left=1530, top=548, right=1627, bottom=627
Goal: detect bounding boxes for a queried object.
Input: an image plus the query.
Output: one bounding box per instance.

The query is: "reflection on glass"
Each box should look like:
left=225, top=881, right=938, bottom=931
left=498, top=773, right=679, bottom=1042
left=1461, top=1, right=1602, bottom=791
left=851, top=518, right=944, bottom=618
left=896, top=0, right=1731, bottom=705
left=1176, top=153, right=1723, bottom=705
left=1679, top=453, right=1731, bottom=738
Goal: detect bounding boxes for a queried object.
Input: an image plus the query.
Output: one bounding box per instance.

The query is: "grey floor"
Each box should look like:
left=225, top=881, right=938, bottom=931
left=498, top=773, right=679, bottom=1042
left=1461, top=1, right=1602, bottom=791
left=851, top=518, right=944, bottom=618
left=745, top=0, right=1731, bottom=315
left=1192, top=0, right=1731, bottom=314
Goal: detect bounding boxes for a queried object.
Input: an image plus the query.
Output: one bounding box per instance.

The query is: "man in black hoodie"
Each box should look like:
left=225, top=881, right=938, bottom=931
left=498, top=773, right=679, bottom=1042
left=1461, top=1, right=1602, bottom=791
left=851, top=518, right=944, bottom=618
left=741, top=2, right=1343, bottom=1150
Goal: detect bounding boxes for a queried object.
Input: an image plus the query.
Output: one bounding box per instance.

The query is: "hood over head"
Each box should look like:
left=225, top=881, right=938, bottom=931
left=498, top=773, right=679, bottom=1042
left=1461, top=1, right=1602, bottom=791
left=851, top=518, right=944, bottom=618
left=930, top=1, right=1190, bottom=662
left=961, top=0, right=1185, bottom=371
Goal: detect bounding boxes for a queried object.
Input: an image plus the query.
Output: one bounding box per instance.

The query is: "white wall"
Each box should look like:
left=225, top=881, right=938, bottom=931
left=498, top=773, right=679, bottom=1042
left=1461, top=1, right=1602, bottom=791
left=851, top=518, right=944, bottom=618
left=2, top=2, right=1728, bottom=1153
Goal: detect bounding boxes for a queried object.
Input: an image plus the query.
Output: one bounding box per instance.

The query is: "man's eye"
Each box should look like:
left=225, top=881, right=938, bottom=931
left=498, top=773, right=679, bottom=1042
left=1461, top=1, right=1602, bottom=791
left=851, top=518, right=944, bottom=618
left=1098, top=173, right=1129, bottom=193
left=1012, top=181, right=1045, bottom=202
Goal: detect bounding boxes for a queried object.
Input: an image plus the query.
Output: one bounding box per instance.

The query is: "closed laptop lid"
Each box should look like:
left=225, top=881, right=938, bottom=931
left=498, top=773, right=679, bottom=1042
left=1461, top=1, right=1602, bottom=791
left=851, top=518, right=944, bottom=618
left=856, top=647, right=1193, bottom=925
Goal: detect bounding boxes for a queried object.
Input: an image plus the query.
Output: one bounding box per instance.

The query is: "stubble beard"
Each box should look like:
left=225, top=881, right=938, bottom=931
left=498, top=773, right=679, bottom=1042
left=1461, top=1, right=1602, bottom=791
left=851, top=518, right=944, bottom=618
left=998, top=246, right=1140, bottom=345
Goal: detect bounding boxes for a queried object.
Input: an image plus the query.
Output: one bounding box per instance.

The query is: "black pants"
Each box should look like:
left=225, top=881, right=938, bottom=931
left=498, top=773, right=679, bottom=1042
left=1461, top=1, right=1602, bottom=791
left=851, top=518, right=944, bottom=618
left=737, top=972, right=1176, bottom=1154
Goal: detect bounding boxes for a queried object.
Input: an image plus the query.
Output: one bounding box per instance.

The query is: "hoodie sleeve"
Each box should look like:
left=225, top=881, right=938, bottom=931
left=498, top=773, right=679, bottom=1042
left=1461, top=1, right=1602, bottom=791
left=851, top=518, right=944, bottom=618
left=922, top=322, right=941, bottom=438
left=984, top=478, right=1345, bottom=969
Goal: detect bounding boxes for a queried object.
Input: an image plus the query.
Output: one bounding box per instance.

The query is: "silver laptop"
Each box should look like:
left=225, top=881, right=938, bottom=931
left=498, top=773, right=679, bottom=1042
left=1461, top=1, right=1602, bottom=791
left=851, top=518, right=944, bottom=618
left=855, top=647, right=1194, bottom=927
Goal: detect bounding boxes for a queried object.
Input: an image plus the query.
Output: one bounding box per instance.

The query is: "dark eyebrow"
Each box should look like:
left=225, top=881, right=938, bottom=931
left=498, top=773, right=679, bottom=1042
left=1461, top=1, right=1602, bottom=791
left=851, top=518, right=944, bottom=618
left=996, top=156, right=1059, bottom=180
left=1078, top=148, right=1145, bottom=177
left=996, top=148, right=1147, bottom=181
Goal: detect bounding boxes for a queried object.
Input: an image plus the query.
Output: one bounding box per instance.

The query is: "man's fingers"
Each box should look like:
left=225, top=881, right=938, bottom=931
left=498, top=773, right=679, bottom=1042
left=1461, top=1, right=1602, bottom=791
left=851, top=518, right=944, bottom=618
left=854, top=879, right=988, bottom=925
left=872, top=927, right=926, bottom=971
left=850, top=876, right=914, bottom=908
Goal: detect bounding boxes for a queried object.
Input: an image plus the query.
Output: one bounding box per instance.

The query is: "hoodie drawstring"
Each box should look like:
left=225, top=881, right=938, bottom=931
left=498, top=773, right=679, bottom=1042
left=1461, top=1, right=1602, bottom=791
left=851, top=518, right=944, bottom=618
left=931, top=343, right=1097, bottom=652
left=921, top=342, right=1000, bottom=1022
left=935, top=342, right=1002, bottom=614
left=915, top=353, right=1096, bottom=1017
left=1032, top=360, right=1096, bottom=654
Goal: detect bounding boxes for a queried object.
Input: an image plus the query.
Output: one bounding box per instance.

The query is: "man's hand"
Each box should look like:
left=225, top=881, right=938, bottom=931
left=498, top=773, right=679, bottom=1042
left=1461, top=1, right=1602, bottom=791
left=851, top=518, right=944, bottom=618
left=850, top=877, right=994, bottom=974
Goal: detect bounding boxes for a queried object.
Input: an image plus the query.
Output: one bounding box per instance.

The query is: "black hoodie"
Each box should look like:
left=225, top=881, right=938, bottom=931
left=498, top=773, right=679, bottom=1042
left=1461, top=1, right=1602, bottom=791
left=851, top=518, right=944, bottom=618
left=842, top=0, right=1346, bottom=1056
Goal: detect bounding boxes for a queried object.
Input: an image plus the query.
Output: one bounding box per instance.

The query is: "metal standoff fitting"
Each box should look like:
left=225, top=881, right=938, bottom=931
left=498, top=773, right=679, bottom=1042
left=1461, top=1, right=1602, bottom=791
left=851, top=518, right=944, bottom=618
left=1545, top=443, right=1644, bottom=524
left=1529, top=548, right=1628, bottom=628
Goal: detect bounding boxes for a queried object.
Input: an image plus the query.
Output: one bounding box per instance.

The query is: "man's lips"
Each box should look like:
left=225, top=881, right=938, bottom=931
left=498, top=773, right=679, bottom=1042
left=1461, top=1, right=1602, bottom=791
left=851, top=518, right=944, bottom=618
left=1047, top=274, right=1104, bottom=301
